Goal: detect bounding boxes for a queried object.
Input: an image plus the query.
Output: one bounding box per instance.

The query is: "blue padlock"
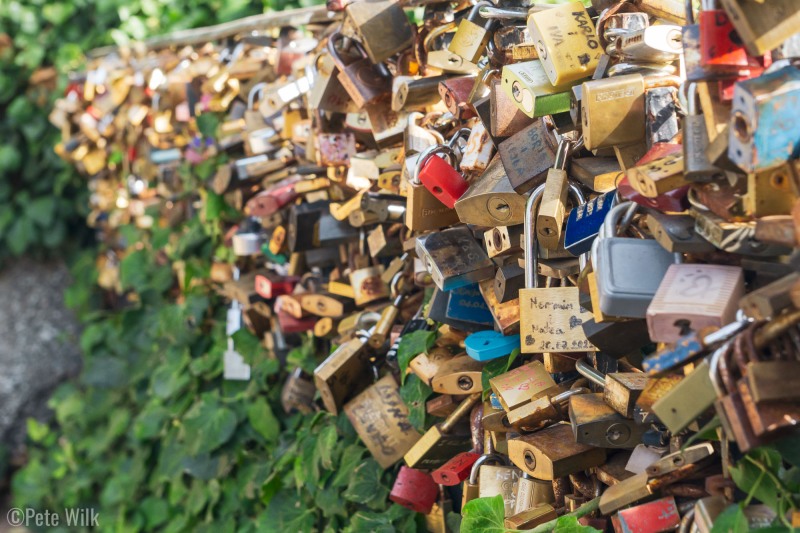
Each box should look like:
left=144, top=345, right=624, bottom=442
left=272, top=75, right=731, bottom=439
left=564, top=190, right=617, bottom=256
left=445, top=284, right=495, bottom=327
left=465, top=330, right=521, bottom=361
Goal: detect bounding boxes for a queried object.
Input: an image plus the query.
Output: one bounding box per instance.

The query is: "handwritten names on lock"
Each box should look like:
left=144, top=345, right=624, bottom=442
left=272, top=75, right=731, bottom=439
left=344, top=374, right=422, bottom=469
left=519, top=287, right=596, bottom=353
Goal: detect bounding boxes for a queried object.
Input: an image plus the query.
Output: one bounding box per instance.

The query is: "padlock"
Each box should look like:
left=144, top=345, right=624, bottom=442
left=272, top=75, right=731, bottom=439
left=414, top=144, right=469, bottom=209
left=431, top=355, right=483, bottom=395
left=393, top=75, right=448, bottom=112
left=612, top=25, right=683, bottom=63
left=404, top=153, right=462, bottom=232
left=513, top=473, right=556, bottom=514
left=484, top=224, right=523, bottom=259
left=564, top=190, right=617, bottom=256
left=527, top=1, right=602, bottom=86
left=345, top=0, right=414, bottom=64
left=646, top=263, right=744, bottom=343
left=569, top=392, right=647, bottom=449
left=444, top=283, right=495, bottom=330
left=494, top=262, right=525, bottom=304
left=645, top=87, right=680, bottom=148
left=368, top=273, right=409, bottom=348
left=519, top=182, right=594, bottom=353
left=718, top=0, right=800, bottom=56
left=327, top=31, right=392, bottom=108
left=410, top=346, right=455, bottom=386
left=506, top=388, right=587, bottom=430
left=344, top=374, right=422, bottom=469
left=431, top=451, right=481, bottom=486
left=651, top=359, right=718, bottom=434
left=280, top=368, right=316, bottom=414
left=415, top=226, right=494, bottom=291
left=465, top=330, right=521, bottom=362
left=405, top=393, right=481, bottom=470
left=307, top=53, right=358, bottom=114
left=500, top=61, right=573, bottom=119
left=390, top=466, right=439, bottom=514
left=313, top=328, right=373, bottom=414
left=743, top=162, right=799, bottom=218
left=604, top=372, right=649, bottom=419
left=455, top=155, right=528, bottom=227
left=740, top=272, right=800, bottom=321
left=612, top=496, right=681, bottom=533
left=683, top=83, right=725, bottom=182
left=488, top=361, right=558, bottom=412
left=592, top=202, right=675, bottom=318
left=537, top=139, right=572, bottom=251
left=693, top=209, right=792, bottom=257
left=508, top=423, right=606, bottom=480
left=498, top=118, right=557, bottom=194
left=448, top=2, right=495, bottom=64
left=581, top=74, right=681, bottom=151
left=728, top=66, right=800, bottom=173
left=644, top=210, right=716, bottom=254
left=479, top=463, right=522, bottom=517
left=462, top=452, right=506, bottom=507
left=439, top=76, right=477, bottom=121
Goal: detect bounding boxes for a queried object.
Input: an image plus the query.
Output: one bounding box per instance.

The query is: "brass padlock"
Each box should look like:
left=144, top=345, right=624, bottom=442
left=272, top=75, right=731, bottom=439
left=313, top=328, right=373, bottom=414
left=448, top=2, right=495, bottom=64
left=508, top=423, right=606, bottom=480
left=405, top=393, right=481, bottom=470
left=327, top=31, right=392, bottom=108
left=345, top=0, right=414, bottom=64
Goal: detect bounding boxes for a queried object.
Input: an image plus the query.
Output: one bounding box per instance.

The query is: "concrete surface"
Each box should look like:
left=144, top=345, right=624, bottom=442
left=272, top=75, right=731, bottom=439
left=0, top=258, right=81, bottom=459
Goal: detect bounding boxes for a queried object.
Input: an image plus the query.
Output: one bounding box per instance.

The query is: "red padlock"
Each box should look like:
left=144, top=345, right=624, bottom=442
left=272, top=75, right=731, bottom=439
left=415, top=145, right=469, bottom=209
left=431, top=451, right=481, bottom=486
left=611, top=496, right=680, bottom=533
left=255, top=273, right=299, bottom=300
left=245, top=176, right=301, bottom=218
left=389, top=466, right=439, bottom=514
left=276, top=311, right=317, bottom=334
left=698, top=5, right=759, bottom=71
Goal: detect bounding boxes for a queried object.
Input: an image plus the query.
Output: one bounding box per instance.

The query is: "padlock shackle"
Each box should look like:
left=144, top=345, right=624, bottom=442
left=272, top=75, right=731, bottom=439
left=423, top=21, right=457, bottom=53
left=248, top=82, right=267, bottom=109
left=441, top=392, right=481, bottom=434
left=412, top=144, right=459, bottom=184
left=478, top=5, right=528, bottom=20
left=327, top=31, right=369, bottom=71
left=468, top=452, right=506, bottom=484
left=575, top=357, right=605, bottom=387
left=525, top=180, right=585, bottom=288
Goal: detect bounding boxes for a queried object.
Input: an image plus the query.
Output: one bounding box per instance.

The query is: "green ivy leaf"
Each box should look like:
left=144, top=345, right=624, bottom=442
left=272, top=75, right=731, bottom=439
left=399, top=375, right=432, bottom=432
left=247, top=398, right=280, bottom=445
left=773, top=434, right=800, bottom=468
left=26, top=418, right=49, bottom=443
left=397, top=329, right=436, bottom=384
left=343, top=459, right=389, bottom=508
left=461, top=495, right=509, bottom=533
left=196, top=113, right=220, bottom=139
left=331, top=444, right=366, bottom=488
left=709, top=504, right=748, bottom=533
left=182, top=396, right=238, bottom=456
left=140, top=497, right=169, bottom=529
left=552, top=515, right=602, bottom=533
left=316, top=424, right=338, bottom=470
left=729, top=448, right=783, bottom=512
left=347, top=511, right=394, bottom=533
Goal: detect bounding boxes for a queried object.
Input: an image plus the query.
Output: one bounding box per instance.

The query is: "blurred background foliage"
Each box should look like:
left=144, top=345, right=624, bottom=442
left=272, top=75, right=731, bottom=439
left=0, top=0, right=317, bottom=260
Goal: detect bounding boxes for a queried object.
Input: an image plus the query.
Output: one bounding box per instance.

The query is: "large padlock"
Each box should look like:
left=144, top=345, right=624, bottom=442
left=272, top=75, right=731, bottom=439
left=728, top=66, right=800, bottom=173
left=313, top=328, right=373, bottom=414
left=591, top=202, right=675, bottom=318
left=527, top=1, right=602, bottom=85
left=500, top=60, right=573, bottom=119
left=580, top=73, right=681, bottom=151
left=519, top=179, right=594, bottom=354
left=327, top=31, right=392, bottom=108
left=415, top=225, right=494, bottom=291
left=507, top=423, right=606, bottom=480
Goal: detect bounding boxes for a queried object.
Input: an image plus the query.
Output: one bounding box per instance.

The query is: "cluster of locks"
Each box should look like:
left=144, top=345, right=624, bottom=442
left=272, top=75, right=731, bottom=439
left=53, top=0, right=800, bottom=529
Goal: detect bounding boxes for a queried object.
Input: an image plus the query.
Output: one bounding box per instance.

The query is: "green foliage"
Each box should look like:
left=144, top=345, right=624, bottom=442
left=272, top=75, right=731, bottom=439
left=0, top=0, right=313, bottom=261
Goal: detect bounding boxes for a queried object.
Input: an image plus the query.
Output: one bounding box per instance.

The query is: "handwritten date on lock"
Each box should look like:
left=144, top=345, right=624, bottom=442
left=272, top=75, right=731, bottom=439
left=521, top=289, right=596, bottom=353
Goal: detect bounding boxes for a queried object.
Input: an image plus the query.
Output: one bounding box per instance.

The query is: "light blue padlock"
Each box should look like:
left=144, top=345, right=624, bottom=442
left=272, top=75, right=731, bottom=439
left=465, top=330, right=521, bottom=361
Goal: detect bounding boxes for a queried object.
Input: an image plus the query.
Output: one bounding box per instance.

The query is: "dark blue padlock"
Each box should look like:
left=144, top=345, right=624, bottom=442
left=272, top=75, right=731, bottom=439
left=564, top=190, right=617, bottom=256
left=445, top=283, right=495, bottom=328
left=465, top=330, right=521, bottom=361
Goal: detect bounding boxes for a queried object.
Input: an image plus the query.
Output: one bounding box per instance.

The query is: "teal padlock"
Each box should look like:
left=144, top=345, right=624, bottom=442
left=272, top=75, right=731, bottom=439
left=465, top=330, right=521, bottom=361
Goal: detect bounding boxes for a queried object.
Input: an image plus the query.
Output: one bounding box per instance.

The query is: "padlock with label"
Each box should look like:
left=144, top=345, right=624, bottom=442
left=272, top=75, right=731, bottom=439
left=527, top=1, right=602, bottom=86
left=313, top=328, right=373, bottom=414
left=519, top=183, right=595, bottom=353
left=498, top=119, right=557, bottom=194
left=345, top=374, right=422, bottom=468
left=646, top=263, right=744, bottom=343
left=489, top=361, right=558, bottom=413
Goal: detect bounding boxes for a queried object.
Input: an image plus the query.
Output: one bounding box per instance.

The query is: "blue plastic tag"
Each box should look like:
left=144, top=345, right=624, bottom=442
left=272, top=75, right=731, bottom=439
left=465, top=330, right=521, bottom=361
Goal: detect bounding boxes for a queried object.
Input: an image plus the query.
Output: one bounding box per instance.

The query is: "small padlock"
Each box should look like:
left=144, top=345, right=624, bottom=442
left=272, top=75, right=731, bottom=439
left=327, top=31, right=392, bottom=108
left=448, top=2, right=495, bottom=64
left=390, top=466, right=440, bottom=514
left=415, top=144, right=469, bottom=209
left=405, top=393, right=481, bottom=470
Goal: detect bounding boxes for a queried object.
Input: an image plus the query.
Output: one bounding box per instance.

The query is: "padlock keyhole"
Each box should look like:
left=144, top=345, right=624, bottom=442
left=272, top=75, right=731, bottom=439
left=732, top=112, right=751, bottom=142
